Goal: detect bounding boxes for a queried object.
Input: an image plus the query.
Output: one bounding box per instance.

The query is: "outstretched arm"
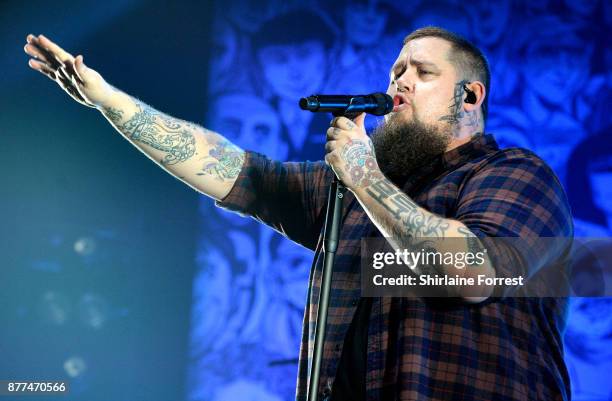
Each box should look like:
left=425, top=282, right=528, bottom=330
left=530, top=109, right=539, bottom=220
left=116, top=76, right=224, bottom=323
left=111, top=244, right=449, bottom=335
left=24, top=34, right=243, bottom=201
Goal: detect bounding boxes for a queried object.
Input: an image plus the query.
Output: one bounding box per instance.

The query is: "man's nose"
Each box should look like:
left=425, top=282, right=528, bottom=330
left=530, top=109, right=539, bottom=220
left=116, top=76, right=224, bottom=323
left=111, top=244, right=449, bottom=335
left=394, top=73, right=414, bottom=94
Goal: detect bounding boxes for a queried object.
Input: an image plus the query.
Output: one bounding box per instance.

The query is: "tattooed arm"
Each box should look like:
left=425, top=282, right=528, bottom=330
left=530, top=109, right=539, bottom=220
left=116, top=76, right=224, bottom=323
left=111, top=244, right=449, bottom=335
left=99, top=89, right=244, bottom=200
left=354, top=166, right=494, bottom=300
left=326, top=115, right=494, bottom=301
left=24, top=34, right=243, bottom=201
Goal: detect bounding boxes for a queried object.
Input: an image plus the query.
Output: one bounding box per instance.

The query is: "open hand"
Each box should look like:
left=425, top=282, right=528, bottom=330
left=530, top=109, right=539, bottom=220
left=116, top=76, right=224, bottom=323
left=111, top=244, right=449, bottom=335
left=24, top=34, right=113, bottom=108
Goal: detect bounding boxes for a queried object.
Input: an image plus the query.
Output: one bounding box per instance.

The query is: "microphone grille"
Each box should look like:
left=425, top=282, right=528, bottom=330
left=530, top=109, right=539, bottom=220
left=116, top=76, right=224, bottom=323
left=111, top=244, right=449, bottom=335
left=371, top=93, right=394, bottom=116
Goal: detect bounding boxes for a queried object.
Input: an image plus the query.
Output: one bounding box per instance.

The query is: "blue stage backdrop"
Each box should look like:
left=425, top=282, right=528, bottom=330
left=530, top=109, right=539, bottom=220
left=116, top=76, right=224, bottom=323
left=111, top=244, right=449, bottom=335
left=188, top=1, right=612, bottom=400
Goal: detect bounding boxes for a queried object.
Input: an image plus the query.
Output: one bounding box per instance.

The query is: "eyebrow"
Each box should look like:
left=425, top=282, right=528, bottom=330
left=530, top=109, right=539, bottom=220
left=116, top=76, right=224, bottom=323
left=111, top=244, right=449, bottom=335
left=411, top=59, right=438, bottom=68
left=389, top=58, right=439, bottom=77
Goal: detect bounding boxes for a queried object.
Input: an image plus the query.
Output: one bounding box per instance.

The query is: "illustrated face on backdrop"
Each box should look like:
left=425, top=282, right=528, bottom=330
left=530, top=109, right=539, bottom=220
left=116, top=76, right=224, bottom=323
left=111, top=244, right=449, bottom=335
left=257, top=41, right=327, bottom=101
left=469, top=0, right=510, bottom=46
left=590, top=167, right=612, bottom=222
left=208, top=93, right=287, bottom=160
left=269, top=237, right=311, bottom=308
left=524, top=30, right=591, bottom=105
left=344, top=1, right=387, bottom=47
left=410, top=4, right=471, bottom=40
left=209, top=21, right=238, bottom=94
left=566, top=297, right=612, bottom=361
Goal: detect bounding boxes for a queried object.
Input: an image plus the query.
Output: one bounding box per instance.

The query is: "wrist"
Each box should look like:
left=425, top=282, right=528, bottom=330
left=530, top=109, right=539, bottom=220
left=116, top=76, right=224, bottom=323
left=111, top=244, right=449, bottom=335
left=95, top=82, right=121, bottom=110
left=348, top=164, right=386, bottom=193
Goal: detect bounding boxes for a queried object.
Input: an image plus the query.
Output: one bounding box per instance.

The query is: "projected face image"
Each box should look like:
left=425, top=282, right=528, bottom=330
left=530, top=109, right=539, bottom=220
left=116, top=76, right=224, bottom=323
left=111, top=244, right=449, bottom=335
left=344, top=2, right=387, bottom=47
left=257, top=41, right=327, bottom=101
left=410, top=5, right=471, bottom=40
left=209, top=22, right=239, bottom=93
left=261, top=236, right=311, bottom=357
left=566, top=298, right=612, bottom=361
left=469, top=0, right=510, bottom=46
left=524, top=35, right=591, bottom=105
left=211, top=23, right=238, bottom=77
left=191, top=247, right=233, bottom=352
left=269, top=237, right=310, bottom=308
left=209, top=94, right=287, bottom=160
left=590, top=171, right=612, bottom=221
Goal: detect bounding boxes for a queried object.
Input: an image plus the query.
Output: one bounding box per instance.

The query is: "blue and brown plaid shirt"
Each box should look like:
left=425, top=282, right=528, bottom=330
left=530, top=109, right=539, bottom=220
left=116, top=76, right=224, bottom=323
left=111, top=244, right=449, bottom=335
left=217, top=133, right=574, bottom=401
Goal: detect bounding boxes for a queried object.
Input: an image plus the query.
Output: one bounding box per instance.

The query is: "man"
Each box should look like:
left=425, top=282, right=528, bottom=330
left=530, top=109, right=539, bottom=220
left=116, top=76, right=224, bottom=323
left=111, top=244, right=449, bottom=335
left=24, top=26, right=573, bottom=400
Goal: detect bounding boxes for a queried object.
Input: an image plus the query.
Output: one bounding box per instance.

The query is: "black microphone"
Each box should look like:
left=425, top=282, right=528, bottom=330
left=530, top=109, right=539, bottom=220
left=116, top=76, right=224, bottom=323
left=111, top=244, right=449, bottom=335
left=299, top=93, right=393, bottom=116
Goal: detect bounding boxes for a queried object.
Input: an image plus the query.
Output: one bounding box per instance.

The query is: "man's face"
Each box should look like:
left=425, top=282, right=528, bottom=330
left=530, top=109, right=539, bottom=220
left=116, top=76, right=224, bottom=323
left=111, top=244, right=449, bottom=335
left=386, top=37, right=460, bottom=131
left=257, top=41, right=326, bottom=101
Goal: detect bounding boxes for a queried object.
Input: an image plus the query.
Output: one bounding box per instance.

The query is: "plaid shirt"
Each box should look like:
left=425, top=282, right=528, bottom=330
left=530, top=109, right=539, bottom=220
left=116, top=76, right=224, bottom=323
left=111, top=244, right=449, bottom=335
left=217, top=133, right=574, bottom=401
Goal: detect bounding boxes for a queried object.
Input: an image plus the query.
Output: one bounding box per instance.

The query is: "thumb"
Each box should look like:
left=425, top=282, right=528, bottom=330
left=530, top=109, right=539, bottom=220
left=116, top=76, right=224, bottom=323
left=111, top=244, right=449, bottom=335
left=74, top=55, right=87, bottom=83
left=354, top=112, right=366, bottom=129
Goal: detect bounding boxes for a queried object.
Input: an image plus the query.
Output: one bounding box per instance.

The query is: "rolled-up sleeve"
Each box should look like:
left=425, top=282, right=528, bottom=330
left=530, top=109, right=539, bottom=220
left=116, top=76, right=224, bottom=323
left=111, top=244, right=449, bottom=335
left=215, top=151, right=333, bottom=251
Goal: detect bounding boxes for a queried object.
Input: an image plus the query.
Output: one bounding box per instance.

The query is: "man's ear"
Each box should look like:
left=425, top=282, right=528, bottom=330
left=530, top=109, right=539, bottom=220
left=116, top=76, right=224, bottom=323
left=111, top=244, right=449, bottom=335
left=463, top=81, right=486, bottom=113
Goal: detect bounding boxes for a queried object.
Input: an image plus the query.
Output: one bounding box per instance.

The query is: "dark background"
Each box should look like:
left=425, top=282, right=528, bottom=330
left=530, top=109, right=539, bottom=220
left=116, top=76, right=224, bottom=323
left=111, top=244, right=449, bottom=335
left=1, top=1, right=213, bottom=400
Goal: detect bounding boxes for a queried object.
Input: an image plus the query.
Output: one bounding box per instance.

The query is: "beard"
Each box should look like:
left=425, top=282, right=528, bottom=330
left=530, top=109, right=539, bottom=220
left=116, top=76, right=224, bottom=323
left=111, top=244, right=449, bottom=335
left=370, top=112, right=451, bottom=186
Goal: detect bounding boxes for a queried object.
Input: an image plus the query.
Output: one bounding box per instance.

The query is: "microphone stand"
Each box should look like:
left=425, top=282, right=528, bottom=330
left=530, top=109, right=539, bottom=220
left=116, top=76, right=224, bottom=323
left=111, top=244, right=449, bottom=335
left=307, top=109, right=359, bottom=401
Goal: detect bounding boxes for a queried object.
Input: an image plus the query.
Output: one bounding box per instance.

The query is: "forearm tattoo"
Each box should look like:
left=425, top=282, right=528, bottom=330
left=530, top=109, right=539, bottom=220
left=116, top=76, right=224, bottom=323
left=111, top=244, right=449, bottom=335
left=458, top=225, right=485, bottom=254
left=340, top=139, right=384, bottom=188
left=365, top=178, right=450, bottom=238
left=119, top=103, right=196, bottom=165
left=197, top=138, right=244, bottom=182
left=104, top=107, right=124, bottom=124
left=439, top=80, right=479, bottom=137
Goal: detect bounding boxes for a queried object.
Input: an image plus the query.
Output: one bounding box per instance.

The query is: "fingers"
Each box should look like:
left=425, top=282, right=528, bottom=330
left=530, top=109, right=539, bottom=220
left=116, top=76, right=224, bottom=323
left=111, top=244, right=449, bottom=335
left=37, top=34, right=74, bottom=64
left=326, top=126, right=341, bottom=141
left=330, top=116, right=357, bottom=130
left=28, top=58, right=57, bottom=80
left=25, top=34, right=86, bottom=85
left=61, top=58, right=84, bottom=85
left=24, top=42, right=53, bottom=65
left=24, top=34, right=63, bottom=71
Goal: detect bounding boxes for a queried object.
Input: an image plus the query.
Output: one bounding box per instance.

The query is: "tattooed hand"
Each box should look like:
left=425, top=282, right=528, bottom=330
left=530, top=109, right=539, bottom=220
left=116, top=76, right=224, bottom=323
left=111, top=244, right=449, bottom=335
left=325, top=114, right=384, bottom=191
left=24, top=34, right=114, bottom=108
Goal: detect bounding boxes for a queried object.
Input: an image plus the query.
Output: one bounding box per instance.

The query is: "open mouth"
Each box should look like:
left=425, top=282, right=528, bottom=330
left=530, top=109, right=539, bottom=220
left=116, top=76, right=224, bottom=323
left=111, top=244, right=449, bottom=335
left=393, top=94, right=408, bottom=112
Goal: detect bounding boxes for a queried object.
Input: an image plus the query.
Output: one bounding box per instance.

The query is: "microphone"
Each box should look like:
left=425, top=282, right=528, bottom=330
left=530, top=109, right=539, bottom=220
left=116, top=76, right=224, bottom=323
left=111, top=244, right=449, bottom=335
left=299, top=93, right=393, bottom=116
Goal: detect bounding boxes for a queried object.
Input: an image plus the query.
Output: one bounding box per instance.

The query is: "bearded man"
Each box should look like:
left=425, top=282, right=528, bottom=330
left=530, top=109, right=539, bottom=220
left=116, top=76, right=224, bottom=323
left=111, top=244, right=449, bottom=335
left=24, top=26, right=573, bottom=401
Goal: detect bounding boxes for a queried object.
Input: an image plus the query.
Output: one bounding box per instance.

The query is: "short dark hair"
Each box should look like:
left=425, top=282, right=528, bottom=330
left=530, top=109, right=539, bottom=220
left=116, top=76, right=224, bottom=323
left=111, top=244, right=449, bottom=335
left=404, top=26, right=491, bottom=122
